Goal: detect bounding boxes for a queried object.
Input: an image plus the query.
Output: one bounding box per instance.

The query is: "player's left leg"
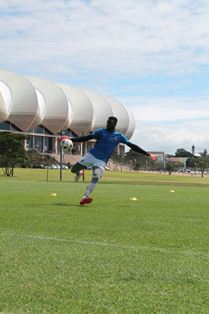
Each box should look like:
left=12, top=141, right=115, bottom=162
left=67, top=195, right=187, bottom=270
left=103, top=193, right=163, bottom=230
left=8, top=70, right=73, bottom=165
left=71, top=153, right=94, bottom=182
left=71, top=162, right=86, bottom=182
left=80, top=166, right=104, bottom=205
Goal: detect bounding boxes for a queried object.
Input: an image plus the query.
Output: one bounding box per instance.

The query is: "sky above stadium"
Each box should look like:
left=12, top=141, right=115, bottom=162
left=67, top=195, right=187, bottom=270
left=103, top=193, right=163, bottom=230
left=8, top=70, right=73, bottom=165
left=0, top=0, right=209, bottom=153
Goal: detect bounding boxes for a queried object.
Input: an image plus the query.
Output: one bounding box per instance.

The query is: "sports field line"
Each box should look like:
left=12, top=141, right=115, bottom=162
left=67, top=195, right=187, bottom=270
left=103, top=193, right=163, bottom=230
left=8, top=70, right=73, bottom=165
left=1, top=231, right=209, bottom=258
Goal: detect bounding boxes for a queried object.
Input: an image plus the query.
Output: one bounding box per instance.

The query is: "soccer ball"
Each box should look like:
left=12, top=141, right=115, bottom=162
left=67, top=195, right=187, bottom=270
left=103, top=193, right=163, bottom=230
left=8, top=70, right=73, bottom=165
left=61, top=138, right=73, bottom=154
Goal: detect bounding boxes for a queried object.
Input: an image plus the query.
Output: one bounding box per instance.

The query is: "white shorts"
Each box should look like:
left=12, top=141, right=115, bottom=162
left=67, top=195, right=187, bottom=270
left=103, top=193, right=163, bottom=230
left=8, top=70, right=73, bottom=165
left=78, top=152, right=106, bottom=170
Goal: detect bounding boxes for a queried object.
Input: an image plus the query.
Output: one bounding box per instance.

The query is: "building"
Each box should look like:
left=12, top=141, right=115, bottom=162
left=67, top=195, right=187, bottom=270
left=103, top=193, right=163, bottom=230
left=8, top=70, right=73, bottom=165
left=149, top=151, right=166, bottom=167
left=0, top=70, right=135, bottom=161
left=166, top=157, right=188, bottom=168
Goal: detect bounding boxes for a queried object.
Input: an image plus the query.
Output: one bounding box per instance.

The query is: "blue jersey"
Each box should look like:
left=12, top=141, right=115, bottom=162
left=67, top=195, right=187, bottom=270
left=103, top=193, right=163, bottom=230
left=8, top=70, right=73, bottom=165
left=89, top=128, right=129, bottom=162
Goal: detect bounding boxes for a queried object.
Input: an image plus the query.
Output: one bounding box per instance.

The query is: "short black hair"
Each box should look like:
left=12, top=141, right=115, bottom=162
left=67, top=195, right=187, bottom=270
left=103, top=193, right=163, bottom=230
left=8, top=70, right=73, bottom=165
left=107, top=116, right=118, bottom=124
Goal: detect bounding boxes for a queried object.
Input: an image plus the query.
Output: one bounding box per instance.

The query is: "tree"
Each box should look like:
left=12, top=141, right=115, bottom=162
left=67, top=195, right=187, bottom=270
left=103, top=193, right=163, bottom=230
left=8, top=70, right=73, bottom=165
left=203, top=149, right=207, bottom=157
left=155, top=161, right=165, bottom=172
left=196, top=157, right=209, bottom=177
left=186, top=157, right=194, bottom=168
left=166, top=162, right=178, bottom=175
left=111, top=152, right=122, bottom=163
left=124, top=149, right=148, bottom=170
left=0, top=133, right=27, bottom=176
left=21, top=150, right=57, bottom=168
left=187, top=156, right=209, bottom=177
left=124, top=150, right=140, bottom=163
left=175, top=148, right=193, bottom=157
left=133, top=161, right=140, bottom=172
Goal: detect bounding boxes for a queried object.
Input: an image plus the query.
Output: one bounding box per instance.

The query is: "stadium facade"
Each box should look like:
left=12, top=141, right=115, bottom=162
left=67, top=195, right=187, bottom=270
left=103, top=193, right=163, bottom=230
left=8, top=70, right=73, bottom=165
left=0, top=70, right=135, bottom=159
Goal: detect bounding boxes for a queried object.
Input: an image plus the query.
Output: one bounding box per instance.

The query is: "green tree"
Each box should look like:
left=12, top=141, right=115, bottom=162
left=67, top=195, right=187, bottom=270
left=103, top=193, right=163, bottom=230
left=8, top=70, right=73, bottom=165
left=21, top=150, right=57, bottom=168
left=187, top=156, right=209, bottom=177
left=203, top=149, right=207, bottom=157
left=196, top=157, right=209, bottom=177
left=0, top=133, right=27, bottom=176
left=124, top=149, right=148, bottom=170
left=124, top=150, right=140, bottom=163
left=155, top=161, right=165, bottom=172
left=175, top=148, right=193, bottom=157
left=166, top=162, right=178, bottom=175
left=133, top=161, right=140, bottom=172
left=186, top=157, right=197, bottom=169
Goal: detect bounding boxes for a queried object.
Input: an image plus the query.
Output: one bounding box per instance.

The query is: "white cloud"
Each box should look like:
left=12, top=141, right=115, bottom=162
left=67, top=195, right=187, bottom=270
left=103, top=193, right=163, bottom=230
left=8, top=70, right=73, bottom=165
left=132, top=120, right=209, bottom=154
left=129, top=97, right=209, bottom=122
left=1, top=0, right=209, bottom=77
left=127, top=97, right=209, bottom=153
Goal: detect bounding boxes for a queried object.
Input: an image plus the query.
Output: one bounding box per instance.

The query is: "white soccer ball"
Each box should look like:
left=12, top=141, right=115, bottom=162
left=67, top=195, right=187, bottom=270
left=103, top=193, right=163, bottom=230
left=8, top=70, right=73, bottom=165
left=61, top=138, right=73, bottom=154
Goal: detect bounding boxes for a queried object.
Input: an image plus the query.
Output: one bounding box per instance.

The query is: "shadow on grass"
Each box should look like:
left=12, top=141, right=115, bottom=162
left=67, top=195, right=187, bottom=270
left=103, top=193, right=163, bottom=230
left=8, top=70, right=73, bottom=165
left=51, top=202, right=82, bottom=207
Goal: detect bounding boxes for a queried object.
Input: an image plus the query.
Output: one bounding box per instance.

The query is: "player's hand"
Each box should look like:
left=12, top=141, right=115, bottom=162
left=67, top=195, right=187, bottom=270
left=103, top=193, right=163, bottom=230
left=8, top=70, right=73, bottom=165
left=60, top=135, right=69, bottom=141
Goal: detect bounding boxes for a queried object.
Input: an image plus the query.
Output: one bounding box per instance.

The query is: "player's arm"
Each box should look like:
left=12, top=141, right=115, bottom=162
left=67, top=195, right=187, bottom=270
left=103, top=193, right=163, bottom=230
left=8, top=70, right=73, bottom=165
left=61, top=133, right=95, bottom=143
left=126, top=142, right=150, bottom=157
left=71, top=133, right=94, bottom=142
left=61, top=129, right=100, bottom=143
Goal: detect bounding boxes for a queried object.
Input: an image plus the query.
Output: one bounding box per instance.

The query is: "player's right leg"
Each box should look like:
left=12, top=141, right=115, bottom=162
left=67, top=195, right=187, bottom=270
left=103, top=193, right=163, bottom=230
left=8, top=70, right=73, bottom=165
left=80, top=166, right=104, bottom=205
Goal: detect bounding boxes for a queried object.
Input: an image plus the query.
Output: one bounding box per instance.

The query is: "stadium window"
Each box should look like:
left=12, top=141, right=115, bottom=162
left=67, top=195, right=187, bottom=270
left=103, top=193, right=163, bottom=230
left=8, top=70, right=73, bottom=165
left=34, top=126, right=44, bottom=134
left=0, top=121, right=21, bottom=132
left=0, top=121, right=10, bottom=130
left=62, top=129, right=78, bottom=138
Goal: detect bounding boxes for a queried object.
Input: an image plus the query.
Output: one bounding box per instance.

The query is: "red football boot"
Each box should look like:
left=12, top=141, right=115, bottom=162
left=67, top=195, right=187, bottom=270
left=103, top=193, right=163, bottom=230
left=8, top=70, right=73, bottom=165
left=80, top=196, right=93, bottom=205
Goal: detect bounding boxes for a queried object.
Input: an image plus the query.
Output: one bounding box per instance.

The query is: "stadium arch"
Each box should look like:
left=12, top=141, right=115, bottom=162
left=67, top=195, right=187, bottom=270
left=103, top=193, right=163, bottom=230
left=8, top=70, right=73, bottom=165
left=0, top=70, right=135, bottom=163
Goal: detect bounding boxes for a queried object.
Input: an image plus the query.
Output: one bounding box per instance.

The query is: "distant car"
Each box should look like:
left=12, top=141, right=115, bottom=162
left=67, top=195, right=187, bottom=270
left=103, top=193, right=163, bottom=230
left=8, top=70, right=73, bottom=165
left=62, top=165, right=69, bottom=169
left=51, top=164, right=58, bottom=169
left=40, top=164, right=50, bottom=169
left=41, top=164, right=67, bottom=169
left=179, top=168, right=191, bottom=173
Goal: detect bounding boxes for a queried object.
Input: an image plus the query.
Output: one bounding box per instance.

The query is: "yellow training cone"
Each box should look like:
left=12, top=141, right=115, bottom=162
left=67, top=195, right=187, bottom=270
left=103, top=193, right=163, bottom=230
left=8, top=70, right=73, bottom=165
left=130, top=197, right=138, bottom=201
left=50, top=193, right=57, bottom=196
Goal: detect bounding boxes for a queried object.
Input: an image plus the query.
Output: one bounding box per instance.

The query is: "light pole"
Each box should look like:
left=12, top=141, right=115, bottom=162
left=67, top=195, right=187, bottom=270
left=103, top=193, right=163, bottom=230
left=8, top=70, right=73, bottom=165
left=59, top=131, right=63, bottom=182
left=120, top=152, right=124, bottom=172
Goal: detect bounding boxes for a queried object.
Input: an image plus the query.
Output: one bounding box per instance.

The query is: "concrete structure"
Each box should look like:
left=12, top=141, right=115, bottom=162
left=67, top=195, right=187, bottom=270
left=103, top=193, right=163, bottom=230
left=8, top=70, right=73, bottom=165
left=167, top=156, right=188, bottom=168
left=0, top=70, right=135, bottom=158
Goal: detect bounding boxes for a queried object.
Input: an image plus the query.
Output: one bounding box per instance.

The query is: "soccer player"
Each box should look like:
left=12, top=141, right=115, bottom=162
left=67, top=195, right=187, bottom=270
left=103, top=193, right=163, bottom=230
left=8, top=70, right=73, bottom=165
left=67, top=116, right=150, bottom=205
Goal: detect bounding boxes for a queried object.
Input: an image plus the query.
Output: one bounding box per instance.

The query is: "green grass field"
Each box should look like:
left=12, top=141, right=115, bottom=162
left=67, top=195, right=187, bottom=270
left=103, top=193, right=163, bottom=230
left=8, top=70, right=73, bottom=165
left=1, top=169, right=209, bottom=313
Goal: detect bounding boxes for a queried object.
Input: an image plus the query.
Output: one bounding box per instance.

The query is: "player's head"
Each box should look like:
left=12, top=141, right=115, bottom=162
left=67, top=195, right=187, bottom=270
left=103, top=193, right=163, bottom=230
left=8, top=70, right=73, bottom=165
left=106, top=116, right=118, bottom=132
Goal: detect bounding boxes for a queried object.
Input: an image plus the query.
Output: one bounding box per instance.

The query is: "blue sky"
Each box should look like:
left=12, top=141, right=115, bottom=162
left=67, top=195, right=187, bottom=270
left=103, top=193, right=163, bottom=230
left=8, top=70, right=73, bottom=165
left=1, top=0, right=209, bottom=153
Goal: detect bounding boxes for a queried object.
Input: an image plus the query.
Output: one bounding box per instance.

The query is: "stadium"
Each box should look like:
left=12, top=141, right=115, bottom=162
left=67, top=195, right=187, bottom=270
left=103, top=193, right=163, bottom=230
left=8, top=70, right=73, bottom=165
left=0, top=70, right=135, bottom=162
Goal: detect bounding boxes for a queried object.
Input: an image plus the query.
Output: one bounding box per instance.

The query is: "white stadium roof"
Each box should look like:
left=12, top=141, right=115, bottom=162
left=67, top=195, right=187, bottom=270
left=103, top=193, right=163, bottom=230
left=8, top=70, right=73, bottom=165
left=57, top=83, right=93, bottom=136
left=0, top=70, right=135, bottom=139
left=81, top=89, right=113, bottom=132
left=0, top=70, right=40, bottom=131
left=26, top=76, right=70, bottom=134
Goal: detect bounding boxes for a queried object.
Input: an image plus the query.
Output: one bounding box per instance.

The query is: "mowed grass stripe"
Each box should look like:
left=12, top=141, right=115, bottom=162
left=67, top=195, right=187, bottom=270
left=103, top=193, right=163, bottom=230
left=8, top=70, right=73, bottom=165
left=2, top=167, right=209, bottom=186
left=1, top=231, right=209, bottom=259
